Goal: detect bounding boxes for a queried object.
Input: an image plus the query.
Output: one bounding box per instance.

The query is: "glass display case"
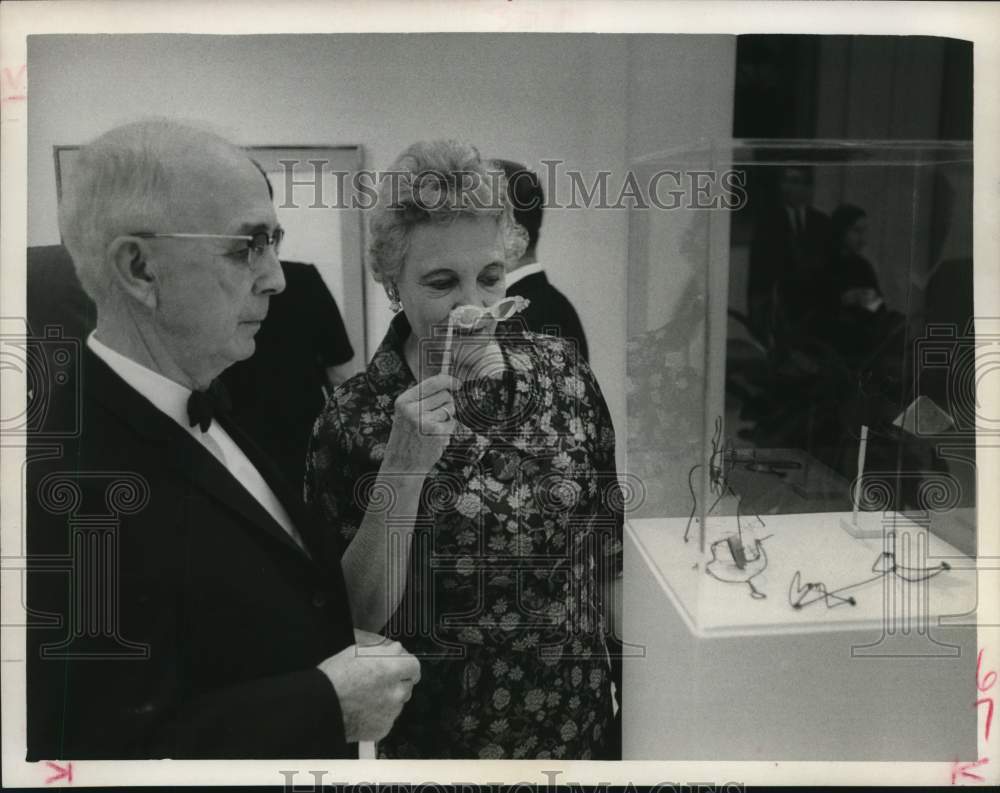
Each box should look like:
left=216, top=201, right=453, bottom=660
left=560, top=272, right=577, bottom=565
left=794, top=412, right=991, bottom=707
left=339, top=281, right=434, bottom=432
left=626, top=139, right=975, bottom=550
left=623, top=140, right=978, bottom=760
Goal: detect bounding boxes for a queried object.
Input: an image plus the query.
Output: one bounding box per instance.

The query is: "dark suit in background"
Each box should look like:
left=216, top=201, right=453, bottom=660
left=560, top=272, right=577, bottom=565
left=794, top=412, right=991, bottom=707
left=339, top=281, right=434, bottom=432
left=26, top=348, right=357, bottom=759
left=492, top=159, right=591, bottom=365
left=748, top=204, right=832, bottom=340
left=506, top=268, right=590, bottom=363
left=221, top=261, right=354, bottom=488
left=26, top=244, right=95, bottom=340
left=748, top=165, right=832, bottom=343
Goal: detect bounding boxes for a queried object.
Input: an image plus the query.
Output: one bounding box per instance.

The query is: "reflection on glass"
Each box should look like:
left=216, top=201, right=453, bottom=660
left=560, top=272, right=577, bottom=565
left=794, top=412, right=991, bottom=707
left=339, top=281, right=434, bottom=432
left=626, top=141, right=975, bottom=557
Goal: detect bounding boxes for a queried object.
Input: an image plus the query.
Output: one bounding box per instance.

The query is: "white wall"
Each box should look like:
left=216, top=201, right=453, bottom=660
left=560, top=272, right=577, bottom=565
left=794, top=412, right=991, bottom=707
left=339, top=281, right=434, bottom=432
left=27, top=33, right=736, bottom=468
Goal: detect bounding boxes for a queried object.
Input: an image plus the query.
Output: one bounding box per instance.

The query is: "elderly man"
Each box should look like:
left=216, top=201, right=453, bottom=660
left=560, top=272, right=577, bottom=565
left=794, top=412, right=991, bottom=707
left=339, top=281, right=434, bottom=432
left=25, top=120, right=418, bottom=759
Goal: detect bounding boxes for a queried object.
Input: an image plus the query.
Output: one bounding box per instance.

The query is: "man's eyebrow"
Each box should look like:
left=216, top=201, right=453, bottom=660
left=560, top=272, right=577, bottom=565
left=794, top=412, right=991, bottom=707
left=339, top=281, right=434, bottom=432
left=230, top=221, right=271, bottom=236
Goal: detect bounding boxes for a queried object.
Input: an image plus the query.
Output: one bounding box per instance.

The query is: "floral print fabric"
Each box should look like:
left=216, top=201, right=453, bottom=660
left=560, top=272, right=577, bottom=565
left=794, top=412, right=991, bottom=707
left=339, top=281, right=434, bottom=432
left=306, top=315, right=623, bottom=759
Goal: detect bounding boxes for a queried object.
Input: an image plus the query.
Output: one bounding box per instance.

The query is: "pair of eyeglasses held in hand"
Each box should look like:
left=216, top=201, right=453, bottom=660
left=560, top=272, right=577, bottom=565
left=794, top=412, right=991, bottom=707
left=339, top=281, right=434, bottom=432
left=130, top=227, right=285, bottom=269
left=448, top=295, right=530, bottom=330
left=440, top=296, right=530, bottom=377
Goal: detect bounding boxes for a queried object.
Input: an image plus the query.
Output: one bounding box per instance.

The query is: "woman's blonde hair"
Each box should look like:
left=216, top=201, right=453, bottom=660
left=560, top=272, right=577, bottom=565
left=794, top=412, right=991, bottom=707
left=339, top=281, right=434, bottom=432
left=367, top=140, right=528, bottom=284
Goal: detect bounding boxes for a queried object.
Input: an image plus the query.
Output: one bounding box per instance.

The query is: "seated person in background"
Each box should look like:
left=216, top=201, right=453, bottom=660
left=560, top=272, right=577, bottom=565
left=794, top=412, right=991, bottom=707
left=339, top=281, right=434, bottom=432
left=221, top=257, right=355, bottom=489
left=740, top=202, right=903, bottom=459
left=823, top=203, right=905, bottom=368
left=493, top=159, right=590, bottom=363
left=829, top=203, right=883, bottom=313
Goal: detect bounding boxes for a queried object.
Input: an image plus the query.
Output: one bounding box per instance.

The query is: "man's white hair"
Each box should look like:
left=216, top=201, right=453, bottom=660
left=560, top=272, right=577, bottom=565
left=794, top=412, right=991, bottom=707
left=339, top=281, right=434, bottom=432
left=58, top=119, right=244, bottom=303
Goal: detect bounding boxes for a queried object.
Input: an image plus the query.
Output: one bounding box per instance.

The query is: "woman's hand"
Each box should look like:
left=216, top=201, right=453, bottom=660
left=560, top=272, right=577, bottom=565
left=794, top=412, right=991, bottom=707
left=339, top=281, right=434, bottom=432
left=450, top=337, right=506, bottom=381
left=383, top=373, right=462, bottom=474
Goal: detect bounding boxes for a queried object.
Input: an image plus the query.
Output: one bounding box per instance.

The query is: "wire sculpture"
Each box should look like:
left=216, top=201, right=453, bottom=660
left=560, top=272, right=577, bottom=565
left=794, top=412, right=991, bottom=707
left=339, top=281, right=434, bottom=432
left=684, top=417, right=772, bottom=599
left=705, top=534, right=773, bottom=599
left=788, top=531, right=951, bottom=610
left=684, top=417, right=768, bottom=540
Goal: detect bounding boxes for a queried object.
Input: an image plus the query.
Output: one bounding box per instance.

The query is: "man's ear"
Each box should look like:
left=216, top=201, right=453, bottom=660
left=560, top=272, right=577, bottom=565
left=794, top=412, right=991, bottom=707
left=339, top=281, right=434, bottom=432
left=107, top=236, right=158, bottom=308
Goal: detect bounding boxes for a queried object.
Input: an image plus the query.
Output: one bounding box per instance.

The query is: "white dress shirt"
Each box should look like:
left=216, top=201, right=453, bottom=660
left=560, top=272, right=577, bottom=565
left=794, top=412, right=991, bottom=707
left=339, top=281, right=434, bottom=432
left=87, top=333, right=305, bottom=551
left=505, top=260, right=544, bottom=288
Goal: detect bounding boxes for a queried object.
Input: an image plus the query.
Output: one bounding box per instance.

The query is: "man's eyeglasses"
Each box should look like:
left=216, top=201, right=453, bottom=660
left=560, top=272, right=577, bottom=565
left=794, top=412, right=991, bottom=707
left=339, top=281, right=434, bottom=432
left=131, top=228, right=284, bottom=269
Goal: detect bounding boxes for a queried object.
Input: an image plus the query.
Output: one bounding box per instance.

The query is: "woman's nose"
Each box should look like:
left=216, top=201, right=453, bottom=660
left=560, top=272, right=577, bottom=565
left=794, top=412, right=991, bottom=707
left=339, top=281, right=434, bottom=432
left=453, top=283, right=482, bottom=308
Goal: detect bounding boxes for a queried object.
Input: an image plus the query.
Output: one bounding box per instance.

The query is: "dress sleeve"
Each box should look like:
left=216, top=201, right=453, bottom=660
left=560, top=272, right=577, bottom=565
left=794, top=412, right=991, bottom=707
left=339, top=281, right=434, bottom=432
left=579, top=356, right=624, bottom=578
left=304, top=390, right=365, bottom=557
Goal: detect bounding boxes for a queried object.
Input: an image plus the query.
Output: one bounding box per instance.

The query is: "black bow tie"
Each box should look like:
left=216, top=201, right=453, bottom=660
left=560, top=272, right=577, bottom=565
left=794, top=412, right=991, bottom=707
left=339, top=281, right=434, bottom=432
left=187, top=380, right=232, bottom=433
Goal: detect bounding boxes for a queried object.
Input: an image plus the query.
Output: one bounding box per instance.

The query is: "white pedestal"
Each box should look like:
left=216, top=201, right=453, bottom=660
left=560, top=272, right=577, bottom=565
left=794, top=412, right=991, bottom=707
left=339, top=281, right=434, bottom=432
left=622, top=512, right=977, bottom=760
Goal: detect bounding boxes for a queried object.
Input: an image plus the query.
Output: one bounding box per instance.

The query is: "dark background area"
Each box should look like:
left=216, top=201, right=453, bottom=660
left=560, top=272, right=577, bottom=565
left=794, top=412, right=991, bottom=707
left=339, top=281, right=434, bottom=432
left=733, top=35, right=972, bottom=140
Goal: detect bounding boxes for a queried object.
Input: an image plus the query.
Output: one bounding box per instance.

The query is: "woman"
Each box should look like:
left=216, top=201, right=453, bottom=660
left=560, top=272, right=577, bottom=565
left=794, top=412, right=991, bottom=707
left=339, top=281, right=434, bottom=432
left=829, top=203, right=883, bottom=313
left=824, top=204, right=907, bottom=446
left=305, top=140, right=622, bottom=759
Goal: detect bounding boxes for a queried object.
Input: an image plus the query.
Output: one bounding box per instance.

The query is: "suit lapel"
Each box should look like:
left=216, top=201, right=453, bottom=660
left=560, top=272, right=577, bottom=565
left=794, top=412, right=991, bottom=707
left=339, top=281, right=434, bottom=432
left=215, top=409, right=328, bottom=563
left=84, top=350, right=318, bottom=565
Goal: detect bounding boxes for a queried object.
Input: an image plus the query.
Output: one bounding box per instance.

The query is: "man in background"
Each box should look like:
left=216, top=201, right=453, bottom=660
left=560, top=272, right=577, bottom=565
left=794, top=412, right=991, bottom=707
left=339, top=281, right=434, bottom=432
left=747, top=165, right=831, bottom=341
left=220, top=206, right=355, bottom=486
left=494, top=159, right=590, bottom=363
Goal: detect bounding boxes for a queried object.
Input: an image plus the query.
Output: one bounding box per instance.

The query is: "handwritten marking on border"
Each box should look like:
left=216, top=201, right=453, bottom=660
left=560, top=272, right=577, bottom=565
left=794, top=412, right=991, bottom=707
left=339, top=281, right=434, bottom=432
left=953, top=648, right=996, bottom=784
left=44, top=761, right=72, bottom=784
left=2, top=64, right=26, bottom=102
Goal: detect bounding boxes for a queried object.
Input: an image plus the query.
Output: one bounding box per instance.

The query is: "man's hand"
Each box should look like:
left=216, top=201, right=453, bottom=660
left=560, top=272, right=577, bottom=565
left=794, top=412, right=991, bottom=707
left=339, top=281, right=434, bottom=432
left=353, top=627, right=389, bottom=647
left=317, top=635, right=421, bottom=743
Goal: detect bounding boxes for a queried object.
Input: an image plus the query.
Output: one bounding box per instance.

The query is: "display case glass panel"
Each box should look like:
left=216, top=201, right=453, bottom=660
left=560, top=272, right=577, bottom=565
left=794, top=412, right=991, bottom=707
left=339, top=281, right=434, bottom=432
left=626, top=139, right=975, bottom=556
left=623, top=140, right=977, bottom=761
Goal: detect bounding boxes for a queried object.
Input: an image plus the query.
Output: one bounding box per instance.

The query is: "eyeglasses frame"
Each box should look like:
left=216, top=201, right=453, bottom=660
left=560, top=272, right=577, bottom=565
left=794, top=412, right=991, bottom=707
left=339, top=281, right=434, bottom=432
left=129, top=228, right=285, bottom=269
left=450, top=296, right=527, bottom=329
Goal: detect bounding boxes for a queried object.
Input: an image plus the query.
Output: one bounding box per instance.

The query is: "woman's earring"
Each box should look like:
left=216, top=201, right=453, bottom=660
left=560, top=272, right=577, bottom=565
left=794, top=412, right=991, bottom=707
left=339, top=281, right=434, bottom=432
left=387, top=283, right=402, bottom=313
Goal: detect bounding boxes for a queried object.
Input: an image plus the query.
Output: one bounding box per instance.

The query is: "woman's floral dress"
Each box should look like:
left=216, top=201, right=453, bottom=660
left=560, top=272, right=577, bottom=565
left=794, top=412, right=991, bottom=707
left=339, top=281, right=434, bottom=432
left=305, top=314, right=623, bottom=759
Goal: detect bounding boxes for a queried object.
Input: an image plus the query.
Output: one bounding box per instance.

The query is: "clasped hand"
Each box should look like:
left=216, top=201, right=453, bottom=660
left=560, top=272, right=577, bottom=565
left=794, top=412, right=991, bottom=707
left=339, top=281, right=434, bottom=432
left=317, top=628, right=421, bottom=743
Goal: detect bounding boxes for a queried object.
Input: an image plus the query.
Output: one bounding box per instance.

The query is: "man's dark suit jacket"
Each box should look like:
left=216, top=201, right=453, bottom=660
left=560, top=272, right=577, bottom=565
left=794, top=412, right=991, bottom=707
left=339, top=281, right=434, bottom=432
left=25, top=348, right=356, bottom=759
left=747, top=205, right=832, bottom=338
left=506, top=270, right=589, bottom=363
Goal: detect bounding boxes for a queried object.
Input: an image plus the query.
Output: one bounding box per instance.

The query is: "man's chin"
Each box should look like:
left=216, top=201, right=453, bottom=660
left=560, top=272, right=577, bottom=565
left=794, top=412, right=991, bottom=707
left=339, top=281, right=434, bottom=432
left=231, top=337, right=257, bottom=363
